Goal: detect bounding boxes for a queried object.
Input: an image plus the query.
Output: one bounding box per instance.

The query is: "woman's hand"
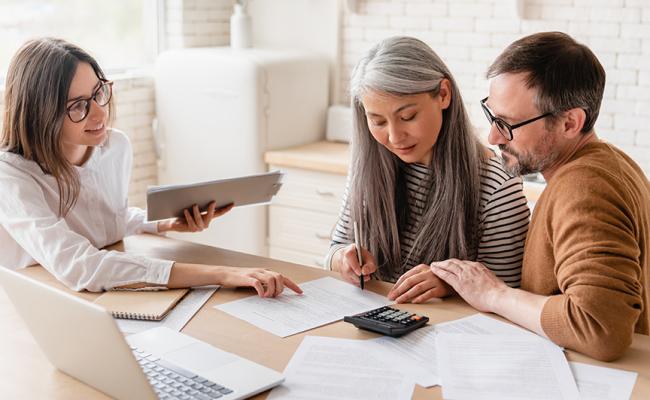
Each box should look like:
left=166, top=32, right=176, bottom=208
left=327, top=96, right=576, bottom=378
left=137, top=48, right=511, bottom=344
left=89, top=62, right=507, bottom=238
left=387, top=263, right=451, bottom=303
left=217, top=266, right=303, bottom=298
left=158, top=201, right=233, bottom=233
left=334, top=244, right=378, bottom=287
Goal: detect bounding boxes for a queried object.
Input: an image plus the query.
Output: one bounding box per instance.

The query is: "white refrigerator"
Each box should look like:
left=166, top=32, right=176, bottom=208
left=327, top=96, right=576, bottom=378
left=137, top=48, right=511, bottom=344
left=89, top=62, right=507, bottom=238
left=154, top=47, right=329, bottom=256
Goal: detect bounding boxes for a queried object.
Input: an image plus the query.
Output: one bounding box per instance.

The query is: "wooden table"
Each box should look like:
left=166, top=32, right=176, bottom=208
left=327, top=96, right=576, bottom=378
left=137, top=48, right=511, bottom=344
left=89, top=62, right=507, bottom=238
left=2, top=234, right=648, bottom=399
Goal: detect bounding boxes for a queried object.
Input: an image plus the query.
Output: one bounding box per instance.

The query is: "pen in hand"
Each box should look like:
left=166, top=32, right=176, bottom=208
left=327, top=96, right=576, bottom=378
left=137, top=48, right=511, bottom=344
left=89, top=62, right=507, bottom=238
left=353, top=221, right=364, bottom=290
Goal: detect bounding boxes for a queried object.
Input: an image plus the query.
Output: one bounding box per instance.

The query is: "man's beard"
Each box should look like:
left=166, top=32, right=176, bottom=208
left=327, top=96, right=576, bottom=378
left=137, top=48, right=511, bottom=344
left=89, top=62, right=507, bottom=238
left=498, top=131, right=560, bottom=176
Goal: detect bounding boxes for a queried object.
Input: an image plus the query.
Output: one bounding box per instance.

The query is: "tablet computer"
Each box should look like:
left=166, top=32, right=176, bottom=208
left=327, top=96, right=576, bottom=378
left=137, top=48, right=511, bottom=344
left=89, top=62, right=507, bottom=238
left=146, top=171, right=283, bottom=221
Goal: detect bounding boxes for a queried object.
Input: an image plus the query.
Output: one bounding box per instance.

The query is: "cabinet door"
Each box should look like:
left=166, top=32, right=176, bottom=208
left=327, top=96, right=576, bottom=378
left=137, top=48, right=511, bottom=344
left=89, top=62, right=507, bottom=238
left=269, top=246, right=327, bottom=269
left=271, top=166, right=346, bottom=214
left=269, top=205, right=338, bottom=256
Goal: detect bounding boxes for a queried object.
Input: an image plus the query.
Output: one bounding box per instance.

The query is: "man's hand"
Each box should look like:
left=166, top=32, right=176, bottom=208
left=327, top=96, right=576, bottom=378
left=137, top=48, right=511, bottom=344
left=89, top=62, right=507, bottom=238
left=430, top=259, right=508, bottom=313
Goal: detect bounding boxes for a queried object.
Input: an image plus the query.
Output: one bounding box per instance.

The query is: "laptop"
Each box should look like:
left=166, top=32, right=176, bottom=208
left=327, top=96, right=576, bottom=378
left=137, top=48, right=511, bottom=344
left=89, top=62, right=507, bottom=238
left=0, top=267, right=284, bottom=400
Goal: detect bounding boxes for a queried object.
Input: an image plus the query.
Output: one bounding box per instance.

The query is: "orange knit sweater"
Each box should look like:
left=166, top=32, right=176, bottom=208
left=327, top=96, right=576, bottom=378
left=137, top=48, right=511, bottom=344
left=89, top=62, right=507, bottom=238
left=521, top=141, right=649, bottom=361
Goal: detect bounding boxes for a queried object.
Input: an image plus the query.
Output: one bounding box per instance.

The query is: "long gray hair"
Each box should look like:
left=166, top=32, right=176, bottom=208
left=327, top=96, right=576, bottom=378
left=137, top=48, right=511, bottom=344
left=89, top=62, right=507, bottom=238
left=349, top=36, right=485, bottom=279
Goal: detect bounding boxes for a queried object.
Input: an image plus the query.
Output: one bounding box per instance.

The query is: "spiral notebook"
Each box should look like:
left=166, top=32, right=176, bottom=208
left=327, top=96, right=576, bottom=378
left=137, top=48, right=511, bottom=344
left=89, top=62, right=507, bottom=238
left=94, top=289, right=190, bottom=321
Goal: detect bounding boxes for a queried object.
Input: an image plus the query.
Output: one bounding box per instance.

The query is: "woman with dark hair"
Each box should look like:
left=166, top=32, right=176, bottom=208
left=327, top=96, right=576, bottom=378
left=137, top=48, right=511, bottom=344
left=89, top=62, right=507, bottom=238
left=0, top=38, right=301, bottom=296
left=325, top=36, right=529, bottom=303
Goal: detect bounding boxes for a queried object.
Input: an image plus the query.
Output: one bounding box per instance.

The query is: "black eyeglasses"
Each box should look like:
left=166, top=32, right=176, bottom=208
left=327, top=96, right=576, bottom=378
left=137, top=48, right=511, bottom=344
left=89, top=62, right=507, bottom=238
left=480, top=97, right=552, bottom=141
left=66, top=80, right=113, bottom=123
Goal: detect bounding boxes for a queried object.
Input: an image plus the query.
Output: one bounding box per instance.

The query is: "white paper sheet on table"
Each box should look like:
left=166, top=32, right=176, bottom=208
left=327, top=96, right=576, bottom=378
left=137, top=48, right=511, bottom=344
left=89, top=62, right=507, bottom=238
left=267, top=336, right=415, bottom=400
left=434, top=313, right=537, bottom=336
left=570, top=362, right=638, bottom=400
left=214, top=277, right=392, bottom=337
left=436, top=332, right=580, bottom=400
left=118, top=287, right=218, bottom=334
left=366, top=313, right=536, bottom=387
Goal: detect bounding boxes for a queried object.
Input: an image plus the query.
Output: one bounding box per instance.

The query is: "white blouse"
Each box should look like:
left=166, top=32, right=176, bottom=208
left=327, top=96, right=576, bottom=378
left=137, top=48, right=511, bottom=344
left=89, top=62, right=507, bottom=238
left=0, top=130, right=173, bottom=292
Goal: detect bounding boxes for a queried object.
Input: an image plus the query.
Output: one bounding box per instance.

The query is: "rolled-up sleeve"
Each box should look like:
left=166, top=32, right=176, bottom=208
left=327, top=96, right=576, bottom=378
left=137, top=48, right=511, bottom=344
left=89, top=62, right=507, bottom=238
left=125, top=206, right=160, bottom=236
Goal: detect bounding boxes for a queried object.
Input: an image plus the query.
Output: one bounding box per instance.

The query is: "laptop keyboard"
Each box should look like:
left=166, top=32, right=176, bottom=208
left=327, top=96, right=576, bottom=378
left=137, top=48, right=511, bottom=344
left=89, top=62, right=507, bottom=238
left=131, top=346, right=234, bottom=400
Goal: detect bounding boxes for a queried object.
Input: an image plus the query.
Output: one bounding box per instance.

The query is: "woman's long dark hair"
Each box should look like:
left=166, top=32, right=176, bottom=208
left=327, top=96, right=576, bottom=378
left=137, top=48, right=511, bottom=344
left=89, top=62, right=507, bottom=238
left=1, top=38, right=113, bottom=216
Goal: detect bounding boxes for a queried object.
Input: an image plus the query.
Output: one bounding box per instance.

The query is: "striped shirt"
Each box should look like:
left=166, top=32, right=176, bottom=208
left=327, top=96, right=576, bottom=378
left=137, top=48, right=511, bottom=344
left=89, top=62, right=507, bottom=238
left=326, top=156, right=530, bottom=287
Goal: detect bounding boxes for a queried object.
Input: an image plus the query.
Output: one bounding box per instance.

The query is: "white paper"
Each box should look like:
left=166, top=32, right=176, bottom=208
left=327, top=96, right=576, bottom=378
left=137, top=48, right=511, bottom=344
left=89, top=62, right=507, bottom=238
left=570, top=362, right=638, bottom=400
left=267, top=336, right=415, bottom=400
left=214, top=277, right=392, bottom=337
left=434, top=313, right=536, bottom=336
left=367, top=326, right=439, bottom=387
left=436, top=333, right=580, bottom=400
left=366, top=313, right=535, bottom=387
left=118, top=287, right=217, bottom=334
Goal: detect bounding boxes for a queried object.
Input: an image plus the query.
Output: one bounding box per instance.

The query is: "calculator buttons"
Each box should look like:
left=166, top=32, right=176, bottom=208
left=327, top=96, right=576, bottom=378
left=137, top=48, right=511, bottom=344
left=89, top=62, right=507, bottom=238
left=343, top=306, right=430, bottom=337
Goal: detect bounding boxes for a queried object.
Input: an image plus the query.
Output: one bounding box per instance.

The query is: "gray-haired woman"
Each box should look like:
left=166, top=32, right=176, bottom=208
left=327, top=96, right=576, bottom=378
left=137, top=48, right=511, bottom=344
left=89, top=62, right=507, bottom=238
left=325, top=36, right=530, bottom=303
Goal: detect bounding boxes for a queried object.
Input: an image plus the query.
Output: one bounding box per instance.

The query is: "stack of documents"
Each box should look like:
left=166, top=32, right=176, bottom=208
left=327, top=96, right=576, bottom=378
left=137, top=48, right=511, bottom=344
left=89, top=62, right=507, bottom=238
left=214, top=279, right=638, bottom=400
left=264, top=314, right=638, bottom=400
left=436, top=332, right=580, bottom=399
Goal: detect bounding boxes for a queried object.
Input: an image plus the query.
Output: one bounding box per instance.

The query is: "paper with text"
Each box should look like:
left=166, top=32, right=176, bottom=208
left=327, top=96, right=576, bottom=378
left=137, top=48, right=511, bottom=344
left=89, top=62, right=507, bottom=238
left=214, top=277, right=392, bottom=337
left=436, top=333, right=580, bottom=400
left=267, top=336, right=414, bottom=400
left=570, top=362, right=637, bottom=400
left=367, top=313, right=536, bottom=387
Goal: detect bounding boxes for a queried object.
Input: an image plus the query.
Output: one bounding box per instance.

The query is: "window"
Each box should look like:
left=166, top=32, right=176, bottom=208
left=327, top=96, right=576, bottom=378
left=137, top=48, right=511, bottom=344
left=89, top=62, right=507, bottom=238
left=0, top=0, right=159, bottom=83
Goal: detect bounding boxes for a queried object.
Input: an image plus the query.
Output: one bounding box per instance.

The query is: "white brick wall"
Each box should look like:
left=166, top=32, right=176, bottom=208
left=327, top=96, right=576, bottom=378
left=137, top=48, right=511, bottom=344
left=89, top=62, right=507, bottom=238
left=0, top=75, right=158, bottom=209
left=340, top=0, right=650, bottom=176
left=165, top=0, right=233, bottom=48
left=112, top=75, right=158, bottom=208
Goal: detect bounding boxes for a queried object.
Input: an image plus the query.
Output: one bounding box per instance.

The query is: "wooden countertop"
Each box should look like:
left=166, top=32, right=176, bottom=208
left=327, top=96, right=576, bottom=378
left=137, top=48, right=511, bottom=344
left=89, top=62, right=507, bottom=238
left=265, top=140, right=350, bottom=175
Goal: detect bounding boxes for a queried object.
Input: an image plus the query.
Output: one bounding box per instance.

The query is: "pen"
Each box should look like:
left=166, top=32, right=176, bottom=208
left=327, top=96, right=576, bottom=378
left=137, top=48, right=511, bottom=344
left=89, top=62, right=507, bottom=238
left=353, top=221, right=364, bottom=290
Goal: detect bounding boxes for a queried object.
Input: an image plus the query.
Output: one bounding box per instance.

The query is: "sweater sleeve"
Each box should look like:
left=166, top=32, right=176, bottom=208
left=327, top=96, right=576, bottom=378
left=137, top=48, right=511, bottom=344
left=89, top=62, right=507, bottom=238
left=541, top=166, right=643, bottom=361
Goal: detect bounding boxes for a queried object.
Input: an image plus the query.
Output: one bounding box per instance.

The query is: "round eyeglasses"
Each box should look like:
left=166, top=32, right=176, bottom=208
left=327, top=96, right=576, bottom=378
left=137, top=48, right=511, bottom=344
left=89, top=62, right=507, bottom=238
left=480, top=97, right=552, bottom=141
left=66, top=80, right=113, bottom=123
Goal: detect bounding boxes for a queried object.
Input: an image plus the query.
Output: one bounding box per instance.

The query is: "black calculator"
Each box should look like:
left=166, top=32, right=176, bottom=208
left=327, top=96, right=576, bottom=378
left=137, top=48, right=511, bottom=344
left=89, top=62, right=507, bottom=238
left=343, top=306, right=429, bottom=337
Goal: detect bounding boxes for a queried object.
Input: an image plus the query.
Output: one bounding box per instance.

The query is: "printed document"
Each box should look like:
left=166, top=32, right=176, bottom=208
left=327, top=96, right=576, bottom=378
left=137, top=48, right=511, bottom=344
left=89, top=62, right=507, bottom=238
left=434, top=313, right=536, bottom=336
left=267, top=336, right=414, bottom=400
left=214, top=277, right=391, bottom=337
left=368, top=313, right=535, bottom=387
left=436, top=332, right=580, bottom=400
left=570, top=362, right=637, bottom=400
